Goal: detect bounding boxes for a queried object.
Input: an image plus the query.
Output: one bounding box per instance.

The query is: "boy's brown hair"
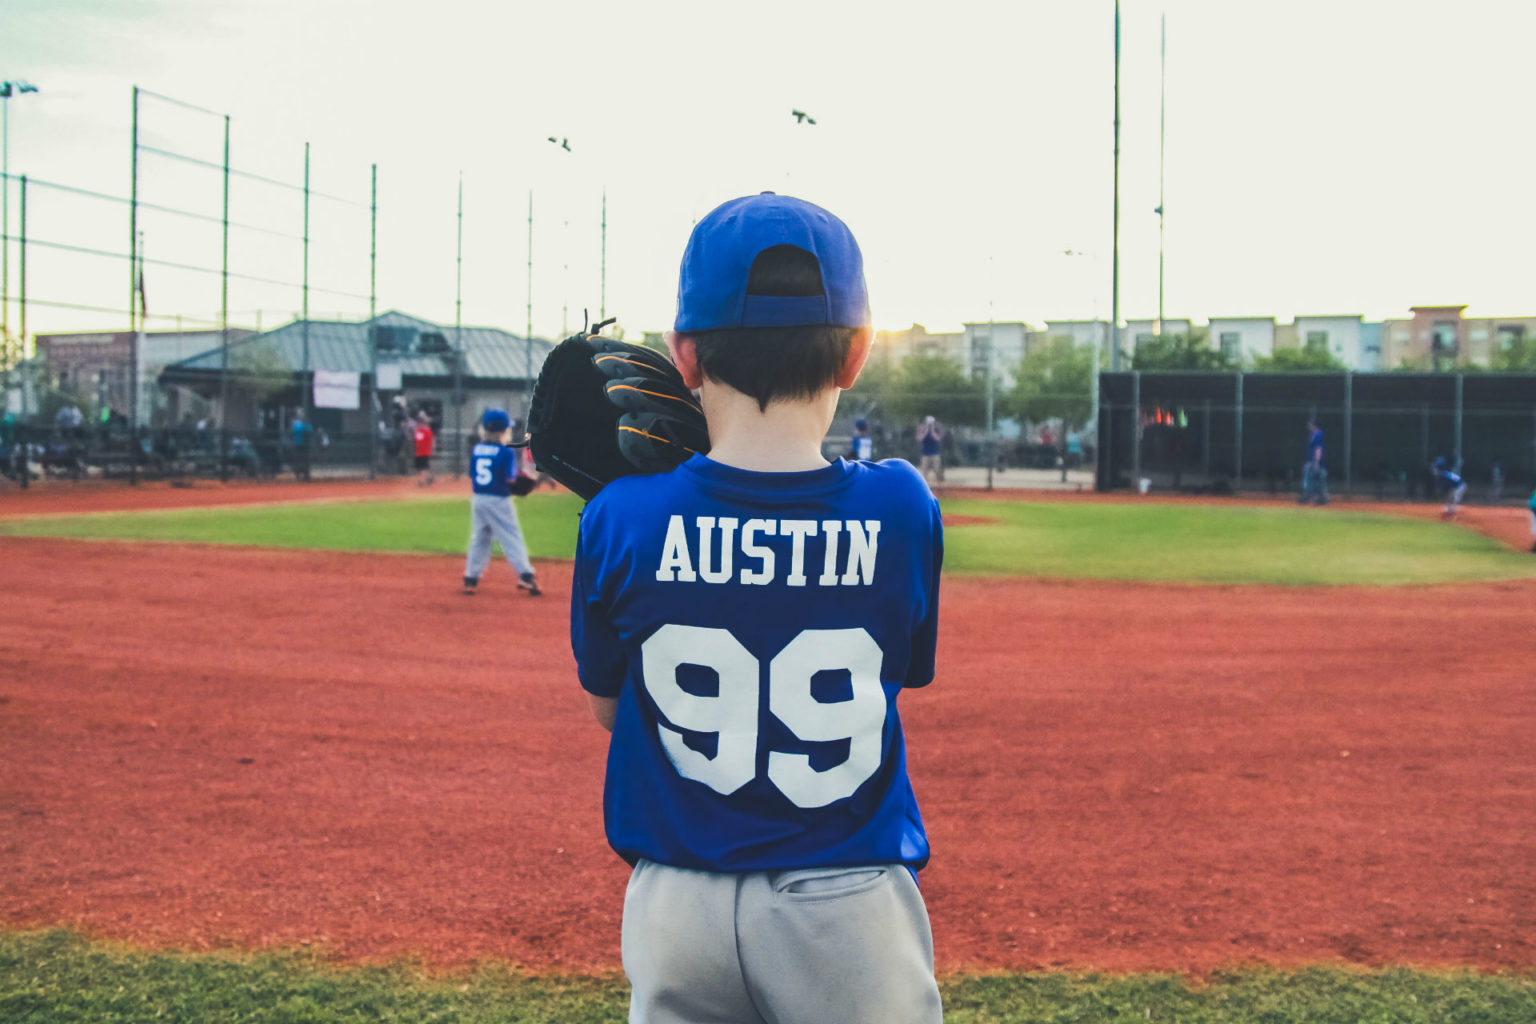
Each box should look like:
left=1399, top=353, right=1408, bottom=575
left=680, top=245, right=855, bottom=411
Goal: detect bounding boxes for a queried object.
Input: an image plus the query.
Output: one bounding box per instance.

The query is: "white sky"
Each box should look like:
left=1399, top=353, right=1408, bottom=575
left=3, top=0, right=1534, bottom=343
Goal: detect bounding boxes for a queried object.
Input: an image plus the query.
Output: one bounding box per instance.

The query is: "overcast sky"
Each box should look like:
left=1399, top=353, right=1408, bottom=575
left=3, top=0, right=1533, bottom=342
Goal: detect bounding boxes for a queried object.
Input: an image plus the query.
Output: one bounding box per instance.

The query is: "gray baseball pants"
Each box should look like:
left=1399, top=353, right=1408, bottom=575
left=464, top=493, right=534, bottom=579
left=621, top=859, right=943, bottom=1024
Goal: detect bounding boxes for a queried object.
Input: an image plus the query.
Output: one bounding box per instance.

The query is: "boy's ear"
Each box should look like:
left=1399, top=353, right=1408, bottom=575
left=665, top=331, right=704, bottom=390
left=835, top=327, right=875, bottom=390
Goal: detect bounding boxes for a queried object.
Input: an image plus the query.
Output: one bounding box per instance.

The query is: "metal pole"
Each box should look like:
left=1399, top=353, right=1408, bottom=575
left=130, top=231, right=141, bottom=486
left=16, top=170, right=25, bottom=488
left=1203, top=398, right=1211, bottom=479
left=1110, top=0, right=1122, bottom=373
left=1131, top=369, right=1141, bottom=489
left=17, top=174, right=25, bottom=367
left=2, top=93, right=8, bottom=355
left=984, top=330, right=994, bottom=491
left=1343, top=370, right=1353, bottom=496
left=1420, top=403, right=1429, bottom=468
left=368, top=162, right=377, bottom=481
left=1100, top=398, right=1110, bottom=492
left=129, top=87, right=141, bottom=485
left=301, top=141, right=311, bottom=481
left=219, top=114, right=230, bottom=483
left=1156, top=13, right=1165, bottom=338
left=525, top=188, right=533, bottom=421
left=1234, top=371, right=1244, bottom=490
left=1453, top=372, right=1463, bottom=467
left=600, top=187, right=607, bottom=321
left=453, top=172, right=463, bottom=479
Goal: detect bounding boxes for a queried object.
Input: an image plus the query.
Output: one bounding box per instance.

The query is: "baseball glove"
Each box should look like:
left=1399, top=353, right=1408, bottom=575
left=522, top=319, right=709, bottom=501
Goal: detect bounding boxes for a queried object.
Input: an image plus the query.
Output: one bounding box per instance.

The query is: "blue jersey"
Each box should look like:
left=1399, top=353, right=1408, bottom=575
left=1307, top=428, right=1324, bottom=463
left=572, top=454, right=942, bottom=874
left=1437, top=468, right=1464, bottom=492
left=470, top=442, right=517, bottom=496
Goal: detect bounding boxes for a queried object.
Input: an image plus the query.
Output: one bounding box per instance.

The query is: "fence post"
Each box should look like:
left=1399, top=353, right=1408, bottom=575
left=368, top=162, right=377, bottom=481
left=1202, top=397, right=1211, bottom=479
left=219, top=114, right=230, bottom=484
left=1131, top=370, right=1141, bottom=489
left=1234, top=370, right=1244, bottom=491
left=1453, top=373, right=1463, bottom=466
left=129, top=87, right=139, bottom=487
left=1343, top=370, right=1352, bottom=497
left=299, top=142, right=313, bottom=482
left=453, top=173, right=464, bottom=480
left=1420, top=403, right=1429, bottom=468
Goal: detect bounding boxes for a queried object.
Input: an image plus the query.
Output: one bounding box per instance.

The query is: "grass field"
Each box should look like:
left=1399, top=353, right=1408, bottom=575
left=5, top=931, right=1534, bottom=1024
left=6, top=490, right=1535, bottom=1021
left=3, top=493, right=1532, bottom=586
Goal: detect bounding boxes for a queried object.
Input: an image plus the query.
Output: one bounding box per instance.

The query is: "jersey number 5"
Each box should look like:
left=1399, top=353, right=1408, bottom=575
left=640, top=624, right=886, bottom=809
left=473, top=457, right=493, bottom=486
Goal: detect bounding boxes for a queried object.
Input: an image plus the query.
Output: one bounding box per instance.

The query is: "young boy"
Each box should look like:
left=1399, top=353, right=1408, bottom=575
left=462, top=408, right=540, bottom=596
left=571, top=193, right=944, bottom=1024
left=412, top=411, right=435, bottom=487
left=1527, top=485, right=1536, bottom=553
left=1432, top=456, right=1466, bottom=519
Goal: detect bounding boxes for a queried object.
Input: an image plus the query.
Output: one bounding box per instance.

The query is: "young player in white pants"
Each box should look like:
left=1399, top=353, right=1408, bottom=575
left=463, top=409, right=539, bottom=596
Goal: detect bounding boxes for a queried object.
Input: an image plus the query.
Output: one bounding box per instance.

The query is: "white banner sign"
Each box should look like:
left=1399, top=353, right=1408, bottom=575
left=313, top=370, right=361, bottom=409
left=375, top=363, right=402, bottom=391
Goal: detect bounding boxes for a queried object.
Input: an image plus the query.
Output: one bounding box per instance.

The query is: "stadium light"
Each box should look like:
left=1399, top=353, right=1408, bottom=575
left=2, top=79, right=41, bottom=362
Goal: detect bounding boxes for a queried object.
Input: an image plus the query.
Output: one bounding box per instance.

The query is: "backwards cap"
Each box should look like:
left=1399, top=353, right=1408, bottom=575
left=674, top=192, right=870, bottom=333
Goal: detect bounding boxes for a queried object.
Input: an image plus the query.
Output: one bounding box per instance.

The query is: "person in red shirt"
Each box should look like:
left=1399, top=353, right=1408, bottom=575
left=412, top=411, right=436, bottom=486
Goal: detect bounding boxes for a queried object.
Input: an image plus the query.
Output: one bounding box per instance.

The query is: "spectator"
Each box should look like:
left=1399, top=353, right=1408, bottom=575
left=849, top=417, right=873, bottom=461
left=916, top=415, right=943, bottom=488
left=412, top=410, right=436, bottom=486
left=289, top=410, right=313, bottom=480
left=1298, top=418, right=1328, bottom=506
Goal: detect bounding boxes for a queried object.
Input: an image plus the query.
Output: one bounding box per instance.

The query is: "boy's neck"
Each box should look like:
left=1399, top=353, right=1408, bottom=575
left=699, top=381, right=840, bottom=473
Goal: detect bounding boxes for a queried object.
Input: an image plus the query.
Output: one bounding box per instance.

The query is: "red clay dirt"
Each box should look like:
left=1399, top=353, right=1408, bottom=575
left=2, top=484, right=1535, bottom=976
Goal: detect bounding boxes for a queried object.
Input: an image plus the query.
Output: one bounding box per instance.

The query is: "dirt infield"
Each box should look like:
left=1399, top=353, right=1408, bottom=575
left=0, top=477, right=432, bottom=518
left=3, top=531, right=1533, bottom=975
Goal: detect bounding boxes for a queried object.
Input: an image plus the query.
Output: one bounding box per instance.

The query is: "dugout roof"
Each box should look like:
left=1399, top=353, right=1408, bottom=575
left=157, top=311, right=554, bottom=392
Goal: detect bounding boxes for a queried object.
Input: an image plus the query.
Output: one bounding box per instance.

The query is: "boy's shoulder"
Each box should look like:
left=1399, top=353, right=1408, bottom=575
left=583, top=457, right=935, bottom=533
left=590, top=455, right=930, bottom=502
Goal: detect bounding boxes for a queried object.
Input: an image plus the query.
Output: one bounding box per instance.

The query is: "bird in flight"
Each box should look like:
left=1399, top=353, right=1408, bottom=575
left=548, top=137, right=571, bottom=151
left=791, top=110, right=817, bottom=125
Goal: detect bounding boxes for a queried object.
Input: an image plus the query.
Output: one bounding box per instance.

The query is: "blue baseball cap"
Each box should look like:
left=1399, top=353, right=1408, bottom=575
left=674, top=192, right=870, bottom=332
left=481, top=409, right=510, bottom=432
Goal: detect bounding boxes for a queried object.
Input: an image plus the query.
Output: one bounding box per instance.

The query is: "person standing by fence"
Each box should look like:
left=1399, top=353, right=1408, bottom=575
left=1298, top=418, right=1328, bottom=506
left=412, top=410, right=436, bottom=487
left=917, top=415, right=943, bottom=489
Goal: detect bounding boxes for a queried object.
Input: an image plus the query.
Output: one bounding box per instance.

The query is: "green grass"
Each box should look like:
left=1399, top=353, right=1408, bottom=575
left=0, top=493, right=586, bottom=561
left=939, top=499, right=1536, bottom=586
left=3, top=931, right=1533, bottom=1024
left=3, top=492, right=1532, bottom=586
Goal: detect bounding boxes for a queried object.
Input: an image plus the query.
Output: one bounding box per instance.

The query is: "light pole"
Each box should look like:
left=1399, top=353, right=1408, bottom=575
left=544, top=135, right=609, bottom=333
left=545, top=136, right=573, bottom=336
left=1064, top=249, right=1102, bottom=478
left=2, top=79, right=40, bottom=369
left=1155, top=12, right=1166, bottom=338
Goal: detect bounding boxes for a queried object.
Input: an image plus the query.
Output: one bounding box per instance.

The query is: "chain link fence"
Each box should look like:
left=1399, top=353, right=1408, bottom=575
left=1098, top=371, right=1536, bottom=502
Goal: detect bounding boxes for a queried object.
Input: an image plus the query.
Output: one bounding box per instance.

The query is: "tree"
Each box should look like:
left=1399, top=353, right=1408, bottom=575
left=1251, top=345, right=1347, bottom=373
left=1129, top=331, right=1233, bottom=371
left=1491, top=334, right=1536, bottom=372
left=841, top=356, right=895, bottom=419
left=1006, top=336, right=1093, bottom=428
left=878, top=353, right=985, bottom=428
left=227, top=343, right=293, bottom=403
